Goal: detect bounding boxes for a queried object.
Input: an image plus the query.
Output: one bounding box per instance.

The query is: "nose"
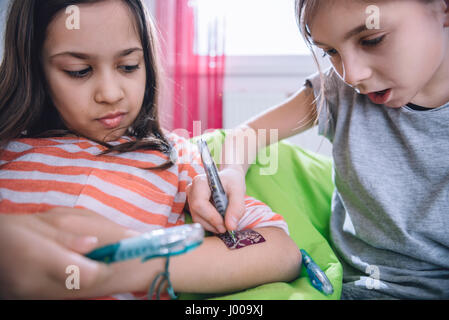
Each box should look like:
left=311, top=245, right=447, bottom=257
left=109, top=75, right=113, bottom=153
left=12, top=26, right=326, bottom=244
left=338, top=53, right=372, bottom=89
left=94, top=70, right=125, bottom=105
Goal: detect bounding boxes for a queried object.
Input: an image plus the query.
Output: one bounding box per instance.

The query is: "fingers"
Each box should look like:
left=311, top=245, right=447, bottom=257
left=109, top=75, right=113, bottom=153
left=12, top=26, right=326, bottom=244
left=37, top=207, right=140, bottom=246
left=41, top=238, right=112, bottom=299
left=186, top=175, right=227, bottom=234
left=219, top=168, right=246, bottom=231
left=11, top=213, right=99, bottom=254
left=191, top=212, right=222, bottom=234
left=0, top=219, right=111, bottom=299
left=57, top=234, right=100, bottom=254
left=186, top=168, right=248, bottom=234
left=223, top=191, right=245, bottom=232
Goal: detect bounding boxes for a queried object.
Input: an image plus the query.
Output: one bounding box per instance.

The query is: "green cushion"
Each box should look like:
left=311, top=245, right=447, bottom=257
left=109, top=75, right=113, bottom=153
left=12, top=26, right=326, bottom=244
left=181, top=129, right=342, bottom=300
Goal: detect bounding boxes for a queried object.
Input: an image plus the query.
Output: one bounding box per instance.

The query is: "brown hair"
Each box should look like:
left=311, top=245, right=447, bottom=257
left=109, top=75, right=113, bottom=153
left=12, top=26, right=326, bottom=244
left=0, top=0, right=174, bottom=169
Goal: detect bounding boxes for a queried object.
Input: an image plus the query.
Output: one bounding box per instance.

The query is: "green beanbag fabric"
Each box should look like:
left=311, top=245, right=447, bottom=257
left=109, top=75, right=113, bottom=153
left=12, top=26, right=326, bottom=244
left=181, top=129, right=342, bottom=300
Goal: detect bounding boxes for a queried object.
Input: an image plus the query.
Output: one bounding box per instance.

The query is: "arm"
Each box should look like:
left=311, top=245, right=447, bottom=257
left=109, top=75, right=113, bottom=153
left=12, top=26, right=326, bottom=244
left=169, top=226, right=301, bottom=293
left=0, top=208, right=299, bottom=298
left=220, top=85, right=317, bottom=174
left=187, top=86, right=318, bottom=233
left=99, top=226, right=301, bottom=295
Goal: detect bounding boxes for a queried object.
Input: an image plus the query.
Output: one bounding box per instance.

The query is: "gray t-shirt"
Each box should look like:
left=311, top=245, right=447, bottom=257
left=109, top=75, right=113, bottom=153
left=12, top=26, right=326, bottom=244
left=305, top=68, right=449, bottom=299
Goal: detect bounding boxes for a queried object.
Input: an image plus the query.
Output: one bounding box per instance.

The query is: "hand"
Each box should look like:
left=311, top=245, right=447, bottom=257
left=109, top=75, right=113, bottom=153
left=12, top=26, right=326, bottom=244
left=186, top=166, right=247, bottom=234
left=0, top=207, right=139, bottom=299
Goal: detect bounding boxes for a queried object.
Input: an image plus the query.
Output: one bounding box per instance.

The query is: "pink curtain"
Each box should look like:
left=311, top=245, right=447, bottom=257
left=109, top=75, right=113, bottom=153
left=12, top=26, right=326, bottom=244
left=155, top=0, right=226, bottom=137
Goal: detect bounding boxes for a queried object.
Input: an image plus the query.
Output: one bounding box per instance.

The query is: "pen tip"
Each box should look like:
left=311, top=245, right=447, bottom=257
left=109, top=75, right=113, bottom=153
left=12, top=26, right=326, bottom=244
left=229, top=231, right=237, bottom=243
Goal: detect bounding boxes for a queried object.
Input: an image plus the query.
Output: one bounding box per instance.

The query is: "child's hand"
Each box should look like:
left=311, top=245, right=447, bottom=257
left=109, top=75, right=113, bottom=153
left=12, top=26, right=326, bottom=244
left=186, top=167, right=247, bottom=234
left=0, top=208, right=139, bottom=299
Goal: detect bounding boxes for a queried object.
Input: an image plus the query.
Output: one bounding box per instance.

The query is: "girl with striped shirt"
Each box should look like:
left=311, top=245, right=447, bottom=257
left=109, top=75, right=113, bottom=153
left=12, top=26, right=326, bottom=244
left=0, top=0, right=301, bottom=299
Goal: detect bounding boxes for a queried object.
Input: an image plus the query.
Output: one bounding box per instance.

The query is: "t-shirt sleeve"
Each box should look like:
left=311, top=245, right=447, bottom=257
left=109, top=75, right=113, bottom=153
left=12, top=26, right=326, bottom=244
left=304, top=67, right=341, bottom=142
left=169, top=133, right=290, bottom=235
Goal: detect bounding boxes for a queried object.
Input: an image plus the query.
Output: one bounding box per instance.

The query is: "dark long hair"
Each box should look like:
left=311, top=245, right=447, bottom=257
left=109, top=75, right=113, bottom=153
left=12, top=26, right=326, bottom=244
left=0, top=0, right=174, bottom=169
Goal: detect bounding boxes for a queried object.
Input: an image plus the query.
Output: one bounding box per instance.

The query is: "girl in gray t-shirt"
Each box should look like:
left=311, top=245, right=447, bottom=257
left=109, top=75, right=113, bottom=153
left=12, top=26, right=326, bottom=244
left=188, top=0, right=449, bottom=299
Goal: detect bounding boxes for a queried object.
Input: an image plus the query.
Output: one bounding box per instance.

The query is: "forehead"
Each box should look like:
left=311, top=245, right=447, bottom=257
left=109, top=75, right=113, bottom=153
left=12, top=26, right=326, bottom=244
left=307, top=0, right=370, bottom=38
left=307, top=0, right=415, bottom=45
left=44, top=0, right=141, bottom=58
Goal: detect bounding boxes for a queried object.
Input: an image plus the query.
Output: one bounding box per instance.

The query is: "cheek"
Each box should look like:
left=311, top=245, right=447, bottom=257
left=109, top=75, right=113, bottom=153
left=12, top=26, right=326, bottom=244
left=129, top=72, right=147, bottom=115
left=393, top=20, right=444, bottom=82
left=45, top=73, right=90, bottom=126
left=51, top=82, right=88, bottom=117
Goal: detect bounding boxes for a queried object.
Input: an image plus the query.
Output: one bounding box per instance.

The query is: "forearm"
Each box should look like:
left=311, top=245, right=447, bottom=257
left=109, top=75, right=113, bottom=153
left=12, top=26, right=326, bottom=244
left=220, top=86, right=316, bottom=174
left=219, top=125, right=264, bottom=174
left=168, top=227, right=301, bottom=294
left=82, top=228, right=300, bottom=297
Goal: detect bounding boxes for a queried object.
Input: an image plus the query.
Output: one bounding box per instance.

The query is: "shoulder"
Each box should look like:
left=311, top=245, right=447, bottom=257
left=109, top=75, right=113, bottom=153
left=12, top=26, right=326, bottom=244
left=163, top=131, right=201, bottom=164
left=1, top=137, right=75, bottom=158
left=0, top=136, right=108, bottom=166
left=305, top=67, right=357, bottom=105
left=162, top=132, right=204, bottom=180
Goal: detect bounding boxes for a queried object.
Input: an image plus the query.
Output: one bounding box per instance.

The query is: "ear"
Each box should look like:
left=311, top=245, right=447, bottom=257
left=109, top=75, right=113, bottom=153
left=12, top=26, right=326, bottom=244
left=444, top=0, right=449, bottom=27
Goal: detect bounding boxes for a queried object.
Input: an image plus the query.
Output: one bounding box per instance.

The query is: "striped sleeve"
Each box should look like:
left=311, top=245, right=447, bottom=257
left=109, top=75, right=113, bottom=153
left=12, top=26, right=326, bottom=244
left=168, top=133, right=289, bottom=235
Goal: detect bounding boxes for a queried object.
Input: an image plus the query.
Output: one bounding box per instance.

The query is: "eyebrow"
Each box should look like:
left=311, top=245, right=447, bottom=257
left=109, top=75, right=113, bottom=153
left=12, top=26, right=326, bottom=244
left=50, top=47, right=143, bottom=60
left=312, top=24, right=368, bottom=46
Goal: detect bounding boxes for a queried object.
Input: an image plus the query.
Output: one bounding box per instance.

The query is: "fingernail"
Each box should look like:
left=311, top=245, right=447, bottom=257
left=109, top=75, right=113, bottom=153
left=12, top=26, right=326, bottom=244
left=83, top=236, right=99, bottom=245
left=80, top=236, right=98, bottom=250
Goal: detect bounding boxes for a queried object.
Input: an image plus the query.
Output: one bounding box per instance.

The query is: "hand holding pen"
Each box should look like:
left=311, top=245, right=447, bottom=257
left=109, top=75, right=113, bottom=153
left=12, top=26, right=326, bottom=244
left=197, top=139, right=238, bottom=242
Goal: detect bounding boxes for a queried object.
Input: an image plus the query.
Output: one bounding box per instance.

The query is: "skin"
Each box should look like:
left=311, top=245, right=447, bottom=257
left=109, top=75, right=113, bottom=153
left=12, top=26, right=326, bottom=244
left=310, top=0, right=449, bottom=109
left=1, top=0, right=301, bottom=298
left=187, top=0, right=449, bottom=232
left=0, top=208, right=141, bottom=299
left=41, top=0, right=146, bottom=142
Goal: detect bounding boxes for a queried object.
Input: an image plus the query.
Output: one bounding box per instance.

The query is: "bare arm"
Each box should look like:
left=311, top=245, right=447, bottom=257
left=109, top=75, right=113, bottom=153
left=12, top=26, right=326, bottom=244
left=114, top=227, right=301, bottom=295
left=88, top=228, right=301, bottom=297
left=220, top=85, right=317, bottom=174
left=0, top=208, right=300, bottom=298
left=168, top=227, right=301, bottom=293
left=187, top=85, right=318, bottom=234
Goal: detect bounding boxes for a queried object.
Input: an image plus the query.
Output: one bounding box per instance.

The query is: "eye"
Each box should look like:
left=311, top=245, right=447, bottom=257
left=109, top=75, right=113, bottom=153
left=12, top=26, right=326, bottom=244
left=321, top=48, right=338, bottom=58
left=361, top=35, right=385, bottom=47
left=120, top=64, right=140, bottom=73
left=65, top=65, right=140, bottom=79
left=65, top=67, right=92, bottom=78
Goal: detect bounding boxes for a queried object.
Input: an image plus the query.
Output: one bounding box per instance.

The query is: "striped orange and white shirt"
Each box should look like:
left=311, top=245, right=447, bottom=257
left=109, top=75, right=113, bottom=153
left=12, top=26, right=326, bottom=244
left=0, top=132, right=289, bottom=299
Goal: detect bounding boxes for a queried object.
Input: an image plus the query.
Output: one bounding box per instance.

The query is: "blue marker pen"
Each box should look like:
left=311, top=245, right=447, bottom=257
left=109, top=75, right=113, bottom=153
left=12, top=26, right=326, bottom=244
left=300, top=249, right=334, bottom=296
left=85, top=223, right=204, bottom=264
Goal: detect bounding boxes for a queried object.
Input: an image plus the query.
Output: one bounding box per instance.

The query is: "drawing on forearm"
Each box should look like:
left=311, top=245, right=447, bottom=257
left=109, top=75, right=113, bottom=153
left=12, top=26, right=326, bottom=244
left=217, top=229, right=266, bottom=250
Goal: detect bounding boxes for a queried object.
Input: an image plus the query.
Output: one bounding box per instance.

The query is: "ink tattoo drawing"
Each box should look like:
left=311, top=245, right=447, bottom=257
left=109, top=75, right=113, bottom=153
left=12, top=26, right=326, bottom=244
left=218, top=229, right=266, bottom=250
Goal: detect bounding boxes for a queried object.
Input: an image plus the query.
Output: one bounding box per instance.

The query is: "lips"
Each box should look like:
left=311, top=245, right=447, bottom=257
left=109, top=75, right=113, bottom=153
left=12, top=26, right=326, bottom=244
left=97, top=112, right=126, bottom=129
left=367, top=89, right=392, bottom=105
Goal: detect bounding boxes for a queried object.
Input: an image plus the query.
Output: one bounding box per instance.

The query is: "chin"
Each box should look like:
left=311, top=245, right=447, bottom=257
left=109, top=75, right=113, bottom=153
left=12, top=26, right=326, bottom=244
left=103, top=132, right=126, bottom=142
left=384, top=96, right=409, bottom=109
left=384, top=102, right=404, bottom=109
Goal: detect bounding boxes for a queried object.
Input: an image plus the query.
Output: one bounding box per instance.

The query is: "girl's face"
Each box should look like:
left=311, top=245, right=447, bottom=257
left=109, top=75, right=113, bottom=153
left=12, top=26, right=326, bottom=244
left=309, top=0, right=449, bottom=108
left=42, top=0, right=146, bottom=142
